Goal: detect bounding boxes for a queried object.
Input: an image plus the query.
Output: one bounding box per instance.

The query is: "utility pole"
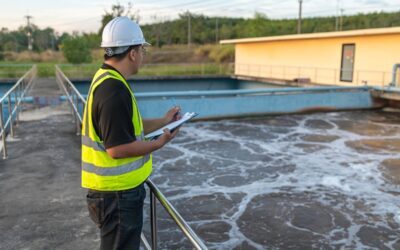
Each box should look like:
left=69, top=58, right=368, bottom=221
left=24, top=15, right=33, bottom=51
left=340, top=8, right=344, bottom=31
left=335, top=0, right=340, bottom=31
left=215, top=17, right=219, bottom=44
left=297, top=0, right=303, bottom=34
left=187, top=11, right=191, bottom=48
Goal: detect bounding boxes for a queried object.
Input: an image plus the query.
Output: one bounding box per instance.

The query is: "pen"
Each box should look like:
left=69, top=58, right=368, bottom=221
left=171, top=97, right=181, bottom=119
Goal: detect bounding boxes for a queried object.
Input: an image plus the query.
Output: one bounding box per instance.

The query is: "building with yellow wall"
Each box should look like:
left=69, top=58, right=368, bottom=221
left=221, top=27, right=400, bottom=87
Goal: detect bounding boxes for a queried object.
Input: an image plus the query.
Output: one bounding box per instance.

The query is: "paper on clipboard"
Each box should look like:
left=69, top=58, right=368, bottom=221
left=144, top=112, right=198, bottom=140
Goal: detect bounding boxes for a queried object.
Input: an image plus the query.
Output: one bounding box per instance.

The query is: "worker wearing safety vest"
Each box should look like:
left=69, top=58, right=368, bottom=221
left=82, top=16, right=180, bottom=250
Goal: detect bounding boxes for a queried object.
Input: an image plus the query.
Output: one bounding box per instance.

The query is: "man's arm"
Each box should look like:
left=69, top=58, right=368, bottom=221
left=142, top=107, right=181, bottom=134
left=106, top=128, right=179, bottom=158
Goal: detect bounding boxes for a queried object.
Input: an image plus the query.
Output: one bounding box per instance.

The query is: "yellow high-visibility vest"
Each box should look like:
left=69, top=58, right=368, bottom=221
left=81, top=68, right=152, bottom=191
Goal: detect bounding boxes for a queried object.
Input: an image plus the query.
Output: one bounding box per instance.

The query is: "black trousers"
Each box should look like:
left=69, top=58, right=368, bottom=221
left=86, top=184, right=146, bottom=250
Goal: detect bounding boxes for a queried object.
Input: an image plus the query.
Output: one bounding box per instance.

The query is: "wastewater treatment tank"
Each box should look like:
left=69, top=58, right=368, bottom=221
left=70, top=76, right=400, bottom=249
left=72, top=76, right=373, bottom=119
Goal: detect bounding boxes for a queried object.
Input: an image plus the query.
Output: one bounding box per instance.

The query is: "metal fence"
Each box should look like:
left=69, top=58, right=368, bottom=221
left=0, top=65, right=37, bottom=159
left=55, top=65, right=208, bottom=250
left=235, top=63, right=393, bottom=87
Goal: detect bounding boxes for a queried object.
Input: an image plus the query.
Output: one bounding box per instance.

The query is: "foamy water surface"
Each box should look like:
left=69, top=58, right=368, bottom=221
left=144, top=111, right=400, bottom=249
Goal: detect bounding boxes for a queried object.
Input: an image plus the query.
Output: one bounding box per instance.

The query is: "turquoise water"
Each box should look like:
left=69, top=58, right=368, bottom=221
left=0, top=83, right=15, bottom=130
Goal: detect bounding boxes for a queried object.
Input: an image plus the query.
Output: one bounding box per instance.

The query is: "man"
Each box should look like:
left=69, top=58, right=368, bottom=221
left=81, top=16, right=180, bottom=250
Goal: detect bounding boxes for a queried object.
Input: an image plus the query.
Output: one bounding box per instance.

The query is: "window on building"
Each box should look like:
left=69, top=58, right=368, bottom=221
left=340, top=44, right=355, bottom=82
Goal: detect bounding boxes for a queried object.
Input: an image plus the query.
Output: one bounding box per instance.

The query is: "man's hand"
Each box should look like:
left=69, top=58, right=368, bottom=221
left=156, top=128, right=179, bottom=147
left=164, top=106, right=182, bottom=124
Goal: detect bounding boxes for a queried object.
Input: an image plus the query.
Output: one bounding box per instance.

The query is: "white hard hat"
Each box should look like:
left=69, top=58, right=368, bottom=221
left=101, top=16, right=150, bottom=48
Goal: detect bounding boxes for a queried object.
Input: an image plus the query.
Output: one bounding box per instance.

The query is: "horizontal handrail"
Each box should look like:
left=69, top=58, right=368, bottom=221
left=55, top=65, right=86, bottom=131
left=133, top=86, right=370, bottom=98
left=235, top=63, right=392, bottom=87
left=55, top=66, right=86, bottom=103
left=55, top=65, right=207, bottom=250
left=146, top=179, right=208, bottom=250
left=371, top=86, right=400, bottom=93
left=0, top=65, right=37, bottom=159
left=76, top=86, right=370, bottom=100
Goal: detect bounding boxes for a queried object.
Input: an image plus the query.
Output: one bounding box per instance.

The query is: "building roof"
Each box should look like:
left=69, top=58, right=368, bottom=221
left=220, top=27, right=400, bottom=44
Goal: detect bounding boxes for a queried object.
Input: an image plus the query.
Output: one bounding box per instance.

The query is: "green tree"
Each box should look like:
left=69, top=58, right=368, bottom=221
left=33, top=27, right=57, bottom=51
left=0, top=43, right=4, bottom=60
left=98, top=2, right=140, bottom=35
left=62, top=36, right=92, bottom=64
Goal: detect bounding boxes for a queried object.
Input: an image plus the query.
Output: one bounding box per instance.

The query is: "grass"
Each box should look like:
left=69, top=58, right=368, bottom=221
left=0, top=62, right=33, bottom=78
left=0, top=62, right=234, bottom=79
left=0, top=44, right=235, bottom=79
left=59, top=63, right=234, bottom=79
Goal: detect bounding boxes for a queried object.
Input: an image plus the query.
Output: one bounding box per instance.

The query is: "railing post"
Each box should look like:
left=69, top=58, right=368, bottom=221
left=0, top=103, right=7, bottom=159
left=14, top=92, right=19, bottom=124
left=75, top=95, right=80, bottom=136
left=68, top=85, right=75, bottom=124
left=19, top=81, right=24, bottom=109
left=7, top=96, right=14, bottom=138
left=150, top=191, right=157, bottom=250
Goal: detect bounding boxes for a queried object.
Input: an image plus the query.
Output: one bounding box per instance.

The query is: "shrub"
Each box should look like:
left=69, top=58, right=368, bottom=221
left=194, top=44, right=235, bottom=63
left=0, top=44, right=4, bottom=60
left=62, top=37, right=92, bottom=64
left=208, top=45, right=235, bottom=63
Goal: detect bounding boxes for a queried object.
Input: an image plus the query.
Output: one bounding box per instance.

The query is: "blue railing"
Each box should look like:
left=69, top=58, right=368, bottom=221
left=0, top=65, right=37, bottom=159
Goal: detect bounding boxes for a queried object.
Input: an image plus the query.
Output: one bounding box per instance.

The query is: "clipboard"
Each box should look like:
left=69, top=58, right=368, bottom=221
left=144, top=112, right=198, bottom=140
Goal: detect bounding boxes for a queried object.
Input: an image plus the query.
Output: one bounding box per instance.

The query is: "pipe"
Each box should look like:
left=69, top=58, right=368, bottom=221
left=391, top=64, right=400, bottom=87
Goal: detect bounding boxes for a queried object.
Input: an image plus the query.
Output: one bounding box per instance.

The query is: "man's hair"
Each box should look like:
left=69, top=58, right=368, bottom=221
left=104, top=45, right=141, bottom=61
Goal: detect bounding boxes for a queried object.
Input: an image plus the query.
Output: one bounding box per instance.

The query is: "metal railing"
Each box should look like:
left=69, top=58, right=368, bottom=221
left=0, top=65, right=37, bottom=159
left=55, top=66, right=207, bottom=250
left=390, top=64, right=400, bottom=87
left=55, top=65, right=86, bottom=135
left=235, top=63, right=393, bottom=87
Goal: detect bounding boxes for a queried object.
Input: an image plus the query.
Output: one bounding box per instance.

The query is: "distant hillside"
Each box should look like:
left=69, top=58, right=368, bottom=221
left=141, top=11, right=400, bottom=47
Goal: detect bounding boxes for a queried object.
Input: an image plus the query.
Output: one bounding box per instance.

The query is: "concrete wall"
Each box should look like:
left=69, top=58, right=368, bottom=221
left=135, top=87, right=373, bottom=119
left=234, top=33, right=400, bottom=86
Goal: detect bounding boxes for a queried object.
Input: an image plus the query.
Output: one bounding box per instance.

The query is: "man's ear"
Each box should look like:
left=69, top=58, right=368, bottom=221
left=129, top=49, right=136, bottom=62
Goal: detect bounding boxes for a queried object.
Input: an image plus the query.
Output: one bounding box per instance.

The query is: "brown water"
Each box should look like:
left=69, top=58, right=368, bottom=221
left=144, top=110, right=400, bottom=249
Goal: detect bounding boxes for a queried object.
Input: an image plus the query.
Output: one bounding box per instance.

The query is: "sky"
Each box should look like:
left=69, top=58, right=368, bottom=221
left=0, top=0, right=399, bottom=33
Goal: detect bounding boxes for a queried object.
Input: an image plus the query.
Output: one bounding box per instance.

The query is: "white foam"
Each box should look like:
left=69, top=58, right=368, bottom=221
left=152, top=112, right=400, bottom=249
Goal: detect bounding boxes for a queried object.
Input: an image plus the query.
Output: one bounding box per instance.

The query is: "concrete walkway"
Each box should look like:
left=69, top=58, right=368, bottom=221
left=0, top=78, right=98, bottom=250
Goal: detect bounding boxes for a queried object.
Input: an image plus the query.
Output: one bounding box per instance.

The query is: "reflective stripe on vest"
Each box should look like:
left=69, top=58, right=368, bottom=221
left=82, top=154, right=150, bottom=176
left=81, top=132, right=145, bottom=152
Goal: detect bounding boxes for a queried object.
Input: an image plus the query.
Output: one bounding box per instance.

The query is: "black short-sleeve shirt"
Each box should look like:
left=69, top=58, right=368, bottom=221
left=92, top=64, right=136, bottom=149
